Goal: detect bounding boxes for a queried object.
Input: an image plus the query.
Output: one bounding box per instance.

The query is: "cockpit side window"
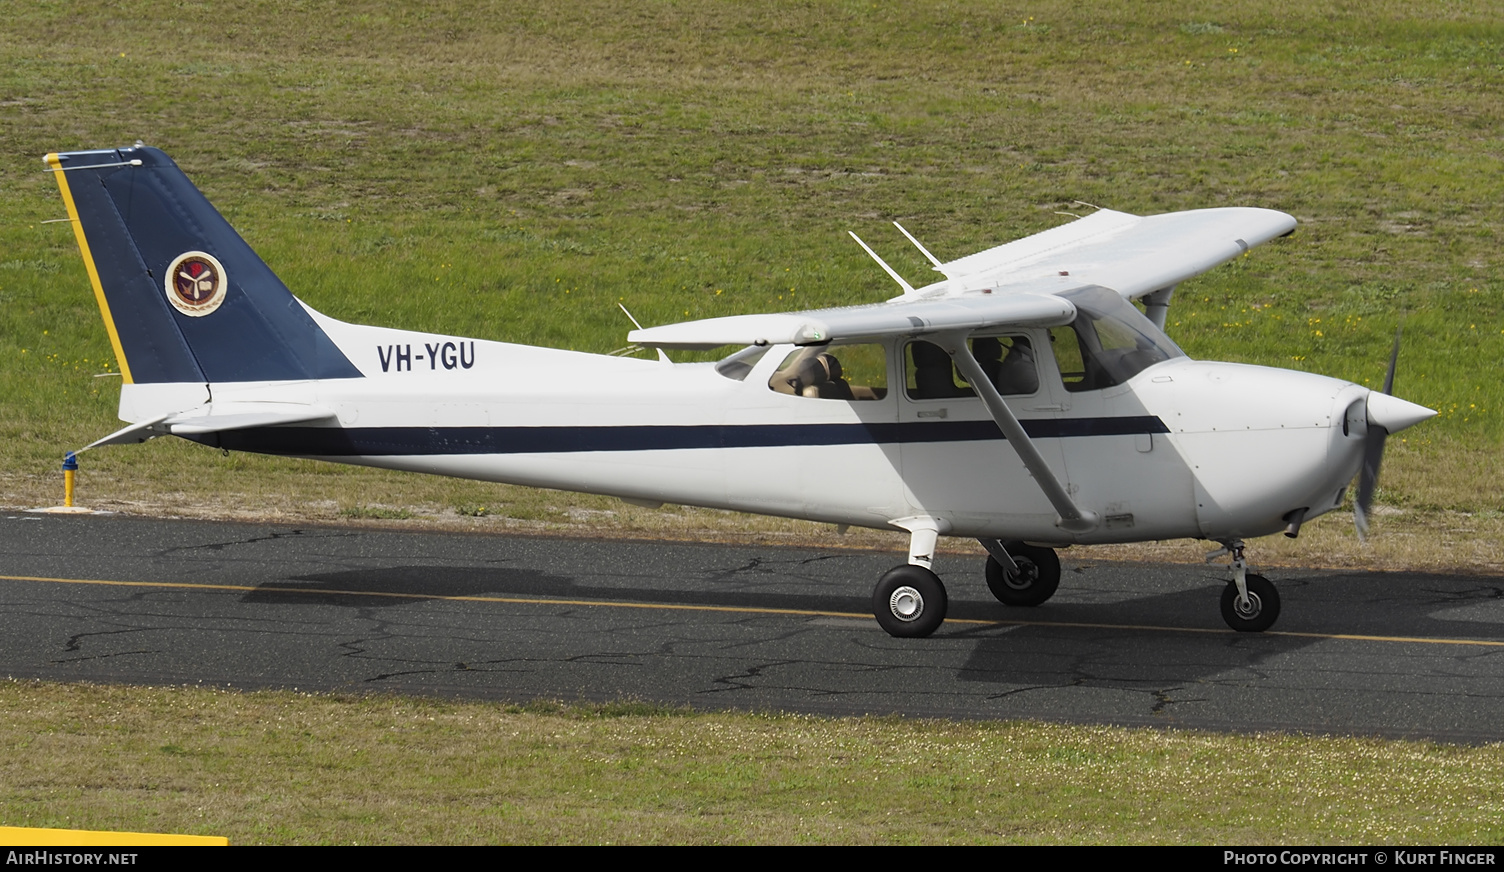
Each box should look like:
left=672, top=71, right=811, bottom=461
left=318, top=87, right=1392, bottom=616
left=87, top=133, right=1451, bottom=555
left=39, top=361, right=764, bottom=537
left=768, top=344, right=888, bottom=400
left=905, top=336, right=1039, bottom=399
left=1049, top=326, right=1089, bottom=391
left=1049, top=286, right=1184, bottom=392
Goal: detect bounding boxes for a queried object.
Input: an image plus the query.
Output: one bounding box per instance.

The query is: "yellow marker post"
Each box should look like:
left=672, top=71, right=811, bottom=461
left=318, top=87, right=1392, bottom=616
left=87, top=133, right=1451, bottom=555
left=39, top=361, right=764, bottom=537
left=34, top=452, right=91, bottom=514
left=62, top=452, right=77, bottom=508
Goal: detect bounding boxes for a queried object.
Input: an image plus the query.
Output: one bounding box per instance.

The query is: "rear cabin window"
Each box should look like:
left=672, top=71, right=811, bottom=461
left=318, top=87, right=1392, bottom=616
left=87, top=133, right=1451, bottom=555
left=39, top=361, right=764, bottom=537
left=768, top=344, right=888, bottom=400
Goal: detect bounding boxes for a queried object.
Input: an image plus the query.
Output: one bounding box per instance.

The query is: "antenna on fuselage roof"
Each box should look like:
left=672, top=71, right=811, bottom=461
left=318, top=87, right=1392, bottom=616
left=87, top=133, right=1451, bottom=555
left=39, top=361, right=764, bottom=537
left=1056, top=200, right=1103, bottom=220
left=617, top=302, right=671, bottom=364
left=847, top=231, right=915, bottom=294
left=892, top=221, right=955, bottom=280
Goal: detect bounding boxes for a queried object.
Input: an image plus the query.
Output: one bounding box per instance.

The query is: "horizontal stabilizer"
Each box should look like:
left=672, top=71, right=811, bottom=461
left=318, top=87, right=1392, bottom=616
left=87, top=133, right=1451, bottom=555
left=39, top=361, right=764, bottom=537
left=629, top=293, right=1076, bottom=350
left=80, top=403, right=335, bottom=452
left=81, top=414, right=175, bottom=451
left=163, top=402, right=337, bottom=435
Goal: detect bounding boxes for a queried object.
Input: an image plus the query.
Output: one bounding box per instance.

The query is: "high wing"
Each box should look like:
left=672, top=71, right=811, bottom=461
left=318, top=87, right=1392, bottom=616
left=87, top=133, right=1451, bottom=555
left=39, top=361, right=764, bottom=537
left=933, top=206, right=1296, bottom=301
left=629, top=206, right=1294, bottom=350
left=628, top=293, right=1075, bottom=350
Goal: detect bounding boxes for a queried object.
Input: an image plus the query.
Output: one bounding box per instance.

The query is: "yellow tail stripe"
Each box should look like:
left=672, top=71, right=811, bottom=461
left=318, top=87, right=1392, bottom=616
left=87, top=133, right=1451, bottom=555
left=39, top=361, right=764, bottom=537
left=45, top=153, right=133, bottom=384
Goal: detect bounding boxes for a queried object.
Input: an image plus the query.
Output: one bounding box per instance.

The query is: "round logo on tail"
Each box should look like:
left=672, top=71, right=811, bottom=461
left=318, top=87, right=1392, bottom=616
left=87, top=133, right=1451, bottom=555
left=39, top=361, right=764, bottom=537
left=165, top=251, right=228, bottom=316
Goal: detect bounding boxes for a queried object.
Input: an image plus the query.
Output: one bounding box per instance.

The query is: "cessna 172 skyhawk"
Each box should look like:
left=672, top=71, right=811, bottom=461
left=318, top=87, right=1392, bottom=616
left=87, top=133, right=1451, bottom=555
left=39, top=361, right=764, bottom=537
left=46, top=145, right=1435, bottom=638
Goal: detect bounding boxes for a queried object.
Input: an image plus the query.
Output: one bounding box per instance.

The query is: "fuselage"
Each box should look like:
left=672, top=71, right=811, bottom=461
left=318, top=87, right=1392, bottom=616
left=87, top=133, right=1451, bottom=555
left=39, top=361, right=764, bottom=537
left=135, top=305, right=1369, bottom=547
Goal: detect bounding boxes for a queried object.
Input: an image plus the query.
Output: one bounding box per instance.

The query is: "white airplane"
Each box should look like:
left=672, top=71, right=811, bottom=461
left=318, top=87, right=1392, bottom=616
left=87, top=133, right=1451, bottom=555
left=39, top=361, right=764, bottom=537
left=45, top=145, right=1436, bottom=637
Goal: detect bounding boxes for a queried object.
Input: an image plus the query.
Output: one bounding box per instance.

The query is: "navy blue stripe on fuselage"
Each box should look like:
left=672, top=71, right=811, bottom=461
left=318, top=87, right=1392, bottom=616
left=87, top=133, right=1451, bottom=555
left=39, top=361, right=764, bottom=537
left=205, top=416, right=1170, bottom=457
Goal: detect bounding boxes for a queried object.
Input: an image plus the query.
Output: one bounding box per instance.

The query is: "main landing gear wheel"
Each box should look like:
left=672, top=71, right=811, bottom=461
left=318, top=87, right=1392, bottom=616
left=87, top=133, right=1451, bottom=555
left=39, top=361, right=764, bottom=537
left=984, top=542, right=1061, bottom=607
left=872, top=565, right=948, bottom=638
left=1221, top=573, right=1280, bottom=632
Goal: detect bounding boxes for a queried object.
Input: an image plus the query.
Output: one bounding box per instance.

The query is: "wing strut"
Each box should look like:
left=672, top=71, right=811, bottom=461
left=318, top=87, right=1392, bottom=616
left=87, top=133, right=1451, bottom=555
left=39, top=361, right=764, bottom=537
left=933, top=331, right=1099, bottom=533
left=1141, top=285, right=1176, bottom=331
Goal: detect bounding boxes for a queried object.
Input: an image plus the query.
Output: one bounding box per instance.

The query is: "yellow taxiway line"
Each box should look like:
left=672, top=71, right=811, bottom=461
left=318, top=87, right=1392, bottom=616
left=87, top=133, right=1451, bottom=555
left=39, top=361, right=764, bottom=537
left=2, top=573, right=1502, bottom=648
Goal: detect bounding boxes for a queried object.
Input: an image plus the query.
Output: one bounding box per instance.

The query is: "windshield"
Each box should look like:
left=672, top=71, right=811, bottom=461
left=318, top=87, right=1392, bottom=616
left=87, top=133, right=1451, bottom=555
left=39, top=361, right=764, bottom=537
left=715, top=344, right=771, bottom=381
left=1051, top=286, right=1184, bottom=392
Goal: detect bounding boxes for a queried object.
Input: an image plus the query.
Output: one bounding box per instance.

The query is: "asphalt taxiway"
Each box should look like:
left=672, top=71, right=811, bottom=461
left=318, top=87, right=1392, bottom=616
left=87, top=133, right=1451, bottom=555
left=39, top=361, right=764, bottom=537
left=3, top=513, right=1502, bottom=741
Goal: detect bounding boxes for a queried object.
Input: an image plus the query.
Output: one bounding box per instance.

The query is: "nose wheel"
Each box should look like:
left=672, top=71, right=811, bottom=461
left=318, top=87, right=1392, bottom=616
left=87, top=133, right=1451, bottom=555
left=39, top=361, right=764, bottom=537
left=1221, top=574, right=1280, bottom=632
left=1208, top=540, right=1281, bottom=632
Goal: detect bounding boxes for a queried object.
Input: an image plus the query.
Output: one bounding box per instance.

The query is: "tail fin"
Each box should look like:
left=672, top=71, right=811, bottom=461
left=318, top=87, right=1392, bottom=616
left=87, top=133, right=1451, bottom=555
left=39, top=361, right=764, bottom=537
left=46, top=145, right=361, bottom=384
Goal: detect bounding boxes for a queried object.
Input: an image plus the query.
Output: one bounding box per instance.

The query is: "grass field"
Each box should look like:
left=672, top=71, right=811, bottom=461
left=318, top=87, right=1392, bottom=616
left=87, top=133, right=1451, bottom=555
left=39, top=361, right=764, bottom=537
left=2, top=682, right=1502, bottom=845
left=2, top=0, right=1503, bottom=844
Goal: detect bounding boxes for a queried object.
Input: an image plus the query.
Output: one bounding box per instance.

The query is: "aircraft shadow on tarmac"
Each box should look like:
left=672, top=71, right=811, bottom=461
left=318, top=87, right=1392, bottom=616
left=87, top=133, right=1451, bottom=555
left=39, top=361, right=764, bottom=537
left=237, top=562, right=1504, bottom=688
left=237, top=561, right=1504, bottom=635
left=243, top=563, right=881, bottom=616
